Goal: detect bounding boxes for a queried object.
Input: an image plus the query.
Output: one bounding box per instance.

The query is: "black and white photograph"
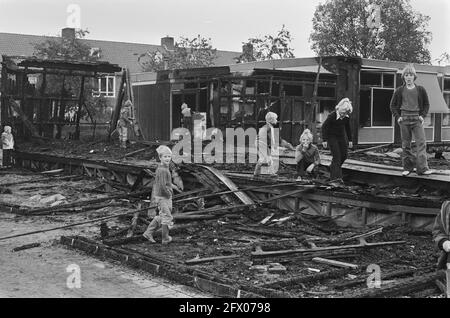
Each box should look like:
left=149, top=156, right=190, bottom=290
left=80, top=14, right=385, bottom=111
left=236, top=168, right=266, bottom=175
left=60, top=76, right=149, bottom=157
left=0, top=0, right=449, bottom=304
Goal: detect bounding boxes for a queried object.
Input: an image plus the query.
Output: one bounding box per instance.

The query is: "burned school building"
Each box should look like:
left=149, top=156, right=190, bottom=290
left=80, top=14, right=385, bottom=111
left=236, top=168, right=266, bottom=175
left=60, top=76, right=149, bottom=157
left=131, top=56, right=450, bottom=146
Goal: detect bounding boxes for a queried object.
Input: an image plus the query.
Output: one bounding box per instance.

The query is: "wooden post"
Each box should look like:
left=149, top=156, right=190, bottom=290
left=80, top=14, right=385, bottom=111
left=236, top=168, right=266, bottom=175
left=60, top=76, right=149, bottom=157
left=311, top=57, right=322, bottom=142
left=446, top=268, right=450, bottom=298
left=108, top=70, right=126, bottom=141
left=74, top=75, right=85, bottom=140
left=326, top=202, right=332, bottom=216
left=362, top=207, right=368, bottom=226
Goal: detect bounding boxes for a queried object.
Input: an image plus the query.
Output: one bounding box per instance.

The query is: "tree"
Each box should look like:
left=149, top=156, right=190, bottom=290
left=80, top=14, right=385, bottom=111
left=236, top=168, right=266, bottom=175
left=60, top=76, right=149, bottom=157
left=138, top=35, right=218, bottom=71
left=309, top=0, right=432, bottom=64
left=435, top=52, right=450, bottom=66
left=33, top=29, right=107, bottom=128
left=235, top=25, right=295, bottom=63
left=33, top=29, right=97, bottom=62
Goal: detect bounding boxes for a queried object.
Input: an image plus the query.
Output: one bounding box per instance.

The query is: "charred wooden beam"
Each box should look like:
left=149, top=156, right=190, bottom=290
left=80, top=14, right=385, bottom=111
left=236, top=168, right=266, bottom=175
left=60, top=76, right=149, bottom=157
left=185, top=255, right=240, bottom=265
left=252, top=240, right=406, bottom=259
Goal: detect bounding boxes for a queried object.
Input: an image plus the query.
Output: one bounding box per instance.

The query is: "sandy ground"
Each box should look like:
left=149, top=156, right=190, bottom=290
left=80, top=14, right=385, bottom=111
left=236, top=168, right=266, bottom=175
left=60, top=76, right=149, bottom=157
left=0, top=212, right=211, bottom=298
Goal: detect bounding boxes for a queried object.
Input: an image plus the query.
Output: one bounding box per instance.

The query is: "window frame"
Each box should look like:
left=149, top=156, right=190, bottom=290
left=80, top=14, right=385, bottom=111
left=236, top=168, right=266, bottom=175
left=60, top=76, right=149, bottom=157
left=92, top=75, right=116, bottom=98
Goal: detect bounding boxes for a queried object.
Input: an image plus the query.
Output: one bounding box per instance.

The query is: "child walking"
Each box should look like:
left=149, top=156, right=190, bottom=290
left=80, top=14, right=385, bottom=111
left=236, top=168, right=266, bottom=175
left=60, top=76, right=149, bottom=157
left=1, top=126, right=14, bottom=167
left=295, top=129, right=320, bottom=181
left=143, top=145, right=181, bottom=244
left=321, top=98, right=353, bottom=185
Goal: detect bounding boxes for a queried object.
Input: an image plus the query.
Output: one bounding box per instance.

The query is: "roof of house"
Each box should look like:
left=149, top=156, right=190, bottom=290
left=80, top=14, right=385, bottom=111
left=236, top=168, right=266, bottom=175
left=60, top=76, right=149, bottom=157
left=0, top=32, right=241, bottom=73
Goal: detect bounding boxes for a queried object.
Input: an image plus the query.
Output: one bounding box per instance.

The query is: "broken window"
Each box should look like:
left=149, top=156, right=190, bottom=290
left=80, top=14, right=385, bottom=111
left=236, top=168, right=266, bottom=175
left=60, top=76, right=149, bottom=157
left=284, top=84, right=303, bottom=97
left=318, top=86, right=335, bottom=98
left=359, top=90, right=371, bottom=127
left=372, top=88, right=394, bottom=126
left=361, top=72, right=381, bottom=86
left=257, top=81, right=270, bottom=94
left=245, top=80, right=255, bottom=95
left=383, top=73, right=395, bottom=88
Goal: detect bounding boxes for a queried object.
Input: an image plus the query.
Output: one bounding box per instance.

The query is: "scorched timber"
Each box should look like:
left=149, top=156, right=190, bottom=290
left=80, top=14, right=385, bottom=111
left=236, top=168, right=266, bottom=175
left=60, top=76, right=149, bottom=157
left=251, top=240, right=406, bottom=259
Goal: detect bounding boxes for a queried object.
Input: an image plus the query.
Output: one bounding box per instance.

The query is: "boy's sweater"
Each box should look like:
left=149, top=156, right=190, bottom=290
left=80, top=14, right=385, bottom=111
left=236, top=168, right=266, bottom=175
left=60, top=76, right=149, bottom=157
left=152, top=163, right=173, bottom=199
left=321, top=111, right=352, bottom=142
left=1, top=132, right=14, bottom=149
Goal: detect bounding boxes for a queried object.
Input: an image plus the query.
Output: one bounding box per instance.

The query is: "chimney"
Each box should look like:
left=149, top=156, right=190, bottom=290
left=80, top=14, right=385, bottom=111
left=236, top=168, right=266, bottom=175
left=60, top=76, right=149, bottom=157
left=161, top=36, right=175, bottom=51
left=62, top=27, right=76, bottom=40
left=242, top=43, right=254, bottom=57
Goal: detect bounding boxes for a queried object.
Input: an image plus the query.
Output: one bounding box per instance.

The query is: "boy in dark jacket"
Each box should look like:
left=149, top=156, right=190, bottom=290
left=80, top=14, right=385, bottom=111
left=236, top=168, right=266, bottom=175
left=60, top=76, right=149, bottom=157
left=390, top=64, right=433, bottom=176
left=321, top=98, right=353, bottom=185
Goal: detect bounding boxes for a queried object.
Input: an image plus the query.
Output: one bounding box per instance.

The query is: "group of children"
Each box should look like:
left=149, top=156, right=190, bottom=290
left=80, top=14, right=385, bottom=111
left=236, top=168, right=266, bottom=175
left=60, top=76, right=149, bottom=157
left=253, top=97, right=353, bottom=185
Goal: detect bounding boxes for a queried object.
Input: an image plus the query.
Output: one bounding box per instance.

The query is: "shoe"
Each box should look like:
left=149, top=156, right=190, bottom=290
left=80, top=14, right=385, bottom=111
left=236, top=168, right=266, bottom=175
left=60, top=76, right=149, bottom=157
left=143, top=232, right=156, bottom=243
left=161, top=224, right=172, bottom=245
left=162, top=236, right=172, bottom=245
left=402, top=170, right=411, bottom=176
left=421, top=170, right=434, bottom=175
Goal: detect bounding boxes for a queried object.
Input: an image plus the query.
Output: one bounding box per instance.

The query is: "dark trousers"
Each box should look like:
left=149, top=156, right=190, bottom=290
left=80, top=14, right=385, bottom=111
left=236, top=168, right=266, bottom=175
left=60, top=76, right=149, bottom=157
left=297, top=158, right=317, bottom=177
left=2, top=149, right=12, bottom=166
left=328, top=137, right=348, bottom=180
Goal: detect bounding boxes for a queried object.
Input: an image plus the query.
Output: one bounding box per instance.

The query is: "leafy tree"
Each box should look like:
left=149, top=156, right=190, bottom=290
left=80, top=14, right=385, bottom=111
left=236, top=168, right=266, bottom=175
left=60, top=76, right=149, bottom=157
left=435, top=52, right=450, bottom=66
left=235, top=25, right=295, bottom=63
left=309, top=0, right=432, bottom=64
left=33, top=29, right=106, bottom=122
left=139, top=35, right=218, bottom=71
left=33, top=29, right=97, bottom=61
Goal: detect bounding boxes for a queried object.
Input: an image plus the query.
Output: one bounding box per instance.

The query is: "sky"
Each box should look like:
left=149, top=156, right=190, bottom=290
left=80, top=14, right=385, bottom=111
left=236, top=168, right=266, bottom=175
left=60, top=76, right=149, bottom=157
left=0, top=0, right=449, bottom=63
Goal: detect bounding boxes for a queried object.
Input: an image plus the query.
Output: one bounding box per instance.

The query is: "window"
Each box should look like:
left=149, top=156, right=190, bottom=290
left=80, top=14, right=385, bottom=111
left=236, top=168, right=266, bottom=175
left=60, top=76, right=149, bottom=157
left=360, top=70, right=396, bottom=127
left=361, top=72, right=381, bottom=86
left=284, top=85, right=303, bottom=97
left=443, top=93, right=450, bottom=127
left=93, top=76, right=115, bottom=98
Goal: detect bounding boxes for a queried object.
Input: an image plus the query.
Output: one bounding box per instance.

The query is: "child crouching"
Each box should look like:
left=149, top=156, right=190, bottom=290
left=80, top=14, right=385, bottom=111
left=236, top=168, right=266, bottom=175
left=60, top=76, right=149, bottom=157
left=143, top=145, right=181, bottom=244
left=295, top=129, right=320, bottom=181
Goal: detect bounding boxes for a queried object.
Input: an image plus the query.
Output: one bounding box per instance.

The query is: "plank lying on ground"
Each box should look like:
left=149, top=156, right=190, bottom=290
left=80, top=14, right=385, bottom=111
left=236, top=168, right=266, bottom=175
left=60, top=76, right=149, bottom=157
left=22, top=188, right=151, bottom=214
left=175, top=182, right=300, bottom=204
left=12, top=242, right=41, bottom=252
left=30, top=202, right=123, bottom=216
left=0, top=175, right=82, bottom=187
left=331, top=266, right=435, bottom=290
left=251, top=240, right=406, bottom=258
left=260, top=268, right=352, bottom=289
left=121, top=148, right=147, bottom=158
left=185, top=255, right=240, bottom=265
left=40, top=169, right=64, bottom=175
left=228, top=225, right=297, bottom=238
left=341, top=270, right=446, bottom=298
left=312, top=257, right=359, bottom=269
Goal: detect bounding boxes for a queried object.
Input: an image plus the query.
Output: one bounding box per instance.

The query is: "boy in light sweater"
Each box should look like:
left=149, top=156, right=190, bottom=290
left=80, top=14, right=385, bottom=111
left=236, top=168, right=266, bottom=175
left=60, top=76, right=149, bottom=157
left=143, top=145, right=181, bottom=244
left=1, top=126, right=14, bottom=167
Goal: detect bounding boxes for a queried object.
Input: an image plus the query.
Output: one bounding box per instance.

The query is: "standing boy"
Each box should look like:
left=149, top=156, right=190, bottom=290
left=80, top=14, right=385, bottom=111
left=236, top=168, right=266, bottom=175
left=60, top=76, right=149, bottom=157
left=254, top=112, right=294, bottom=176
left=321, top=98, right=353, bottom=185
left=117, top=100, right=133, bottom=149
left=143, top=145, right=181, bottom=244
left=390, top=64, right=433, bottom=176
left=295, top=129, right=320, bottom=181
left=1, top=126, right=14, bottom=167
